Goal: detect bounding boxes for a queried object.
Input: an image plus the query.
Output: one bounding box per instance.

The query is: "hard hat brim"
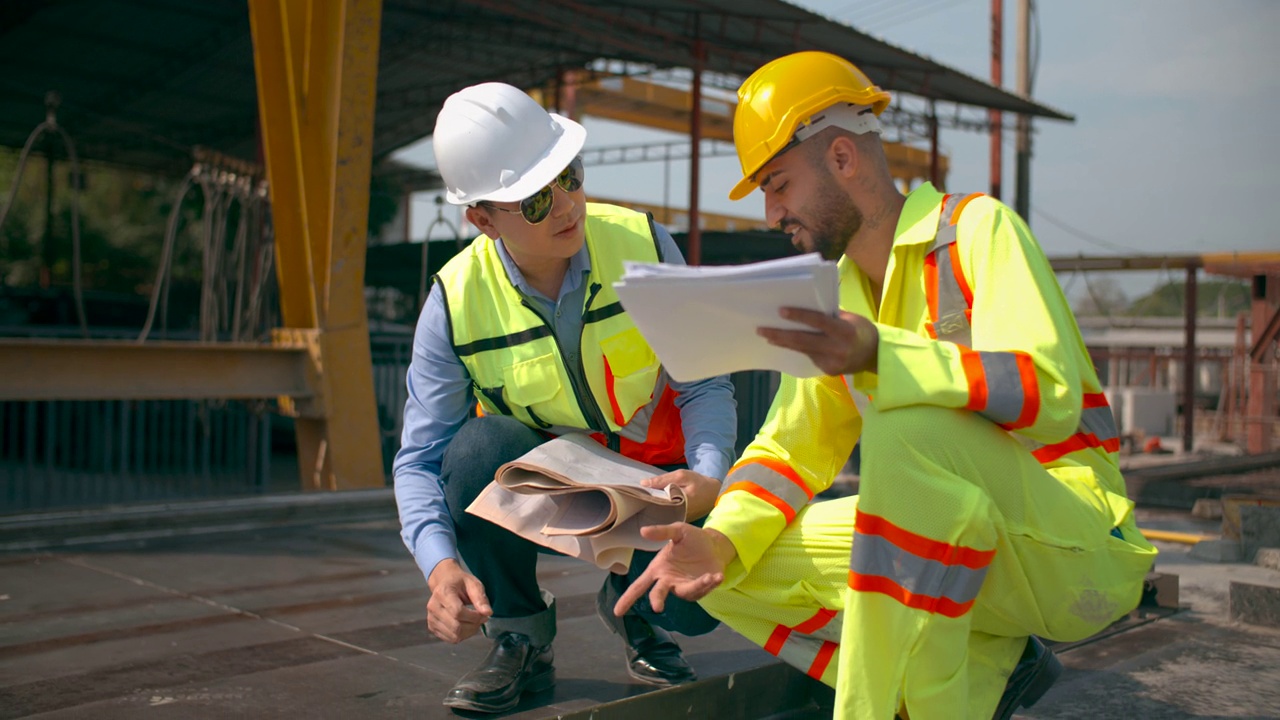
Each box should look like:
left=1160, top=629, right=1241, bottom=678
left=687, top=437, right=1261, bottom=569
left=445, top=113, right=586, bottom=205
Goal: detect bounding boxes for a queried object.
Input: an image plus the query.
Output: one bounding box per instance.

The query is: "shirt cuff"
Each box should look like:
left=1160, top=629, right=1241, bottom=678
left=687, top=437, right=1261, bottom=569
left=413, top=531, right=460, bottom=584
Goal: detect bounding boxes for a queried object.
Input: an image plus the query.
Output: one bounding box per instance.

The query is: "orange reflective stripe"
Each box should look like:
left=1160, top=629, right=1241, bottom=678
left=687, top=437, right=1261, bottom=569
left=718, top=481, right=800, bottom=523
left=602, top=356, right=626, bottom=426
left=764, top=624, right=791, bottom=655
left=951, top=192, right=982, bottom=224
left=959, top=348, right=989, bottom=411
left=762, top=622, right=839, bottom=680
left=809, top=641, right=838, bottom=680
left=1032, top=432, right=1121, bottom=464
left=848, top=571, right=977, bottom=619
left=727, top=457, right=813, bottom=500
left=793, top=607, right=838, bottom=634
left=923, top=251, right=941, bottom=339
left=1082, top=392, right=1109, bottom=409
left=855, top=511, right=996, bottom=568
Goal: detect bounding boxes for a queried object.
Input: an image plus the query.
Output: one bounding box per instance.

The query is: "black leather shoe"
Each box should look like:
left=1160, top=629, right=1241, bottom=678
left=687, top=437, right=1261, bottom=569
left=993, top=636, right=1062, bottom=720
left=442, top=631, right=554, bottom=714
left=596, top=574, right=697, bottom=687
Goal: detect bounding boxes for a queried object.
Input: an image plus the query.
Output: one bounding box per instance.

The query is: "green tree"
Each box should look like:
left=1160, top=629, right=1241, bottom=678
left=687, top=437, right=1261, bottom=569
left=1128, top=279, right=1251, bottom=318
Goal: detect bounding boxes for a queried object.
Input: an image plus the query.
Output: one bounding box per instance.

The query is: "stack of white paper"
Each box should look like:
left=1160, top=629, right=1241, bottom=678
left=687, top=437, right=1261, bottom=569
left=612, top=253, right=839, bottom=381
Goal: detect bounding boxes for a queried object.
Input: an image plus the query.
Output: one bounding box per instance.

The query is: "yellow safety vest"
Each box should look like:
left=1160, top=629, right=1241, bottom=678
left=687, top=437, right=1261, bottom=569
left=434, top=202, right=686, bottom=465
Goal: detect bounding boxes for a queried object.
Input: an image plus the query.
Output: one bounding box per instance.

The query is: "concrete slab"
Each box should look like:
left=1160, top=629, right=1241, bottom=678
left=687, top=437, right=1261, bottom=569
left=5, top=506, right=1280, bottom=719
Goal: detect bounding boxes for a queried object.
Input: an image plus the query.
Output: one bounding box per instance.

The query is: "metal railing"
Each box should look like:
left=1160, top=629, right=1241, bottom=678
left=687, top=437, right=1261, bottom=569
left=2, top=328, right=780, bottom=514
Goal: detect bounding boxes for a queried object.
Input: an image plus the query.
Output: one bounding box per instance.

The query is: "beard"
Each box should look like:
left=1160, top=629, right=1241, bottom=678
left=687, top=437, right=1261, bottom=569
left=787, top=176, right=863, bottom=261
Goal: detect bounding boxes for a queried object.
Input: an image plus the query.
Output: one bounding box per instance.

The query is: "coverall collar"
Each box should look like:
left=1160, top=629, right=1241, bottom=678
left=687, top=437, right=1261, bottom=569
left=890, top=181, right=949, bottom=249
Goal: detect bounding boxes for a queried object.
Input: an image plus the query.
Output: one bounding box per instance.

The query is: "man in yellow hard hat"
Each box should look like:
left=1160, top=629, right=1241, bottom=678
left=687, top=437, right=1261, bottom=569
left=616, top=51, right=1157, bottom=719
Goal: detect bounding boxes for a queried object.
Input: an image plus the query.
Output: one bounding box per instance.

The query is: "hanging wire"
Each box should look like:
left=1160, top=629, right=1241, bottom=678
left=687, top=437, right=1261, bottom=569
left=0, top=92, right=89, bottom=337
left=419, top=195, right=463, bottom=310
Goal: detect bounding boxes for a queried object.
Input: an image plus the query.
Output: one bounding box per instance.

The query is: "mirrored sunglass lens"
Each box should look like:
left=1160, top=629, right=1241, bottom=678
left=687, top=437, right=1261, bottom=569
left=558, top=158, right=584, bottom=192
left=520, top=185, right=554, bottom=223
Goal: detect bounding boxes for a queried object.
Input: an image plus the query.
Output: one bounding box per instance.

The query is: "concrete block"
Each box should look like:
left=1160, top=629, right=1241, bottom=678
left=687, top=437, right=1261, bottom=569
left=1221, top=494, right=1280, bottom=541
left=1191, top=498, right=1223, bottom=520
left=1229, top=581, right=1280, bottom=629
left=1255, top=547, right=1280, bottom=572
left=1189, top=538, right=1242, bottom=563
left=1240, top=504, right=1280, bottom=561
left=1141, top=572, right=1180, bottom=609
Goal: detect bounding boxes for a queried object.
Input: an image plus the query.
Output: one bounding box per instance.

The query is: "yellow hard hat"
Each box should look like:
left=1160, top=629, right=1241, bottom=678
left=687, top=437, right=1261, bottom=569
left=729, top=51, right=891, bottom=200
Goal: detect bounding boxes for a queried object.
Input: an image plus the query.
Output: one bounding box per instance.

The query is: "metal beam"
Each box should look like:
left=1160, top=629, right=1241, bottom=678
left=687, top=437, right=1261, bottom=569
left=0, top=340, right=314, bottom=402
left=250, top=0, right=385, bottom=491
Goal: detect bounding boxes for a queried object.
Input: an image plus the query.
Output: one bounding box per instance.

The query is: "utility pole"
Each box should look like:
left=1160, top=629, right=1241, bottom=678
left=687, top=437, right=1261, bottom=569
left=1014, top=0, right=1031, bottom=222
left=989, top=0, right=1003, bottom=200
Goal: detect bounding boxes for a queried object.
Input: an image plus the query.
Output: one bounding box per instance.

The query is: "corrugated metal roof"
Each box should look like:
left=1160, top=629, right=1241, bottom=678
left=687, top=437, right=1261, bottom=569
left=0, top=0, right=1071, bottom=175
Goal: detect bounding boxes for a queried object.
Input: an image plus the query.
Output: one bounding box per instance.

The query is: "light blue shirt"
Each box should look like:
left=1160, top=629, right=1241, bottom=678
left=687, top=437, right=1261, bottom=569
left=393, top=222, right=738, bottom=583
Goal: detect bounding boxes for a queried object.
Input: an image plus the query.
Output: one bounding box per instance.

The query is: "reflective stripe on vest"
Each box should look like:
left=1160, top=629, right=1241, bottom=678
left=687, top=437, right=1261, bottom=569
left=436, top=203, right=686, bottom=465
left=1027, top=392, right=1121, bottom=463
left=848, top=511, right=994, bottom=618
left=719, top=458, right=814, bottom=524
left=763, top=609, right=840, bottom=680
left=922, top=194, right=1118, bottom=459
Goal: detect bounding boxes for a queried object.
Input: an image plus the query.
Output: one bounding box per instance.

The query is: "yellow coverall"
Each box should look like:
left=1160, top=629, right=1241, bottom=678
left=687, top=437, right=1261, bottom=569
left=700, top=183, right=1157, bottom=719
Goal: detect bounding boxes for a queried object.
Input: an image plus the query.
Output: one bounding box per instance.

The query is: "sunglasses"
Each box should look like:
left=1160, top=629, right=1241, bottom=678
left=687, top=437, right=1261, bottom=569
left=481, top=157, right=584, bottom=225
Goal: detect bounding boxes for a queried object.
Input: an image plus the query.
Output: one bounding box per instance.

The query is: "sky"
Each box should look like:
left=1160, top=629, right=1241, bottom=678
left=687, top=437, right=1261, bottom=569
left=395, top=0, right=1279, bottom=299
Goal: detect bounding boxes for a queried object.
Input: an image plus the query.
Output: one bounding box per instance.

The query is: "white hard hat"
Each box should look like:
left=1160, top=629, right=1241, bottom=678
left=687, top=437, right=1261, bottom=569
left=432, top=82, right=586, bottom=205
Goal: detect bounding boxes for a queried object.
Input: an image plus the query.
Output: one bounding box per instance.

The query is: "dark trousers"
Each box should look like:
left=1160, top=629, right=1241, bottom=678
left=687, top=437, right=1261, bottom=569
left=441, top=414, right=719, bottom=636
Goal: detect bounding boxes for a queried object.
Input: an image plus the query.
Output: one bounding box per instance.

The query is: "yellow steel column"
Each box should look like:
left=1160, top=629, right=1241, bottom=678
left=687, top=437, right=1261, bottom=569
left=249, top=0, right=385, bottom=490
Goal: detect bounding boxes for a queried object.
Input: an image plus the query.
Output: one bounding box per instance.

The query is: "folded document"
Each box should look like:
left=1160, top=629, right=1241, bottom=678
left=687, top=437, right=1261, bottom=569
left=612, top=253, right=840, bottom=381
left=466, top=434, right=684, bottom=574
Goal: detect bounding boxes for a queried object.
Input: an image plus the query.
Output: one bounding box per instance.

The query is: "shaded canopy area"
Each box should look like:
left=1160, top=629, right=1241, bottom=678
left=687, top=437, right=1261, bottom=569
left=0, top=0, right=1071, bottom=176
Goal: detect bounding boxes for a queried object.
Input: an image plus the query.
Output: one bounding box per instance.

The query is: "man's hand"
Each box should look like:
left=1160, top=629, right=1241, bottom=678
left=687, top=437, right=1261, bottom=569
left=757, top=308, right=878, bottom=376
left=642, top=469, right=720, bottom=521
left=426, top=558, right=492, bottom=644
left=613, top=523, right=736, bottom=616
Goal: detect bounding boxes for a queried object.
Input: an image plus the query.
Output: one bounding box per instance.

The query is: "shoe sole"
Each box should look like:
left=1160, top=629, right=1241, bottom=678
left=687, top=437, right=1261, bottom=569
left=441, top=668, right=555, bottom=714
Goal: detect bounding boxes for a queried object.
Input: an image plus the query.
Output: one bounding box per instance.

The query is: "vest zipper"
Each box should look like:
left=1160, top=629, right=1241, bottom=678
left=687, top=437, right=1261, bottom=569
left=519, top=295, right=618, bottom=449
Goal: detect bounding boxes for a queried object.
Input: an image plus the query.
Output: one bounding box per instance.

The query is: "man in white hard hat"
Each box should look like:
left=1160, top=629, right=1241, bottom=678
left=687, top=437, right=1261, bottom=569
left=392, top=81, right=738, bottom=714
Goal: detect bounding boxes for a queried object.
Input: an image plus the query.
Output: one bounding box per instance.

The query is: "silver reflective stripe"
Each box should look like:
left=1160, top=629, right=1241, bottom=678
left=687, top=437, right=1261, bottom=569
left=850, top=533, right=989, bottom=606
left=720, top=462, right=810, bottom=517
left=801, top=610, right=843, bottom=642
left=929, top=194, right=972, bottom=345
left=932, top=243, right=972, bottom=346
left=1080, top=405, right=1119, bottom=444
left=772, top=632, right=835, bottom=678
left=976, top=351, right=1027, bottom=426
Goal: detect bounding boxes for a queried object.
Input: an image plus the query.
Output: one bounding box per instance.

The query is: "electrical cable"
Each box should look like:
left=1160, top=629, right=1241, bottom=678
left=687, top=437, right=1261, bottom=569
left=0, top=92, right=89, bottom=337
left=1032, top=208, right=1145, bottom=255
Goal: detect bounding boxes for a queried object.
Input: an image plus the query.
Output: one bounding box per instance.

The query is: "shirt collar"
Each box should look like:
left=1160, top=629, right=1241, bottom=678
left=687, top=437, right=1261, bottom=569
left=494, top=236, right=593, bottom=302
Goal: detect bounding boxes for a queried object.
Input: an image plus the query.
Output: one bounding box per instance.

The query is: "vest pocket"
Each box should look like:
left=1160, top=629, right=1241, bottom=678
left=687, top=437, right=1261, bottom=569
left=600, top=327, right=661, bottom=426
left=502, top=352, right=565, bottom=427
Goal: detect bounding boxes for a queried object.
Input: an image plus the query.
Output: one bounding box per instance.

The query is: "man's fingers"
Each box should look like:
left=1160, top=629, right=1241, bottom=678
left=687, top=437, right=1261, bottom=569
left=648, top=579, right=673, bottom=613
left=615, top=572, right=655, bottom=617
left=462, top=576, right=493, bottom=617
left=639, top=522, right=686, bottom=543
left=640, top=471, right=679, bottom=490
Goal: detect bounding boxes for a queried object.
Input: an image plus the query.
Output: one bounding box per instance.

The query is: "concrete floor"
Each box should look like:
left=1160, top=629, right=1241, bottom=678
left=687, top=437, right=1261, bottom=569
left=2, top=507, right=1279, bottom=719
